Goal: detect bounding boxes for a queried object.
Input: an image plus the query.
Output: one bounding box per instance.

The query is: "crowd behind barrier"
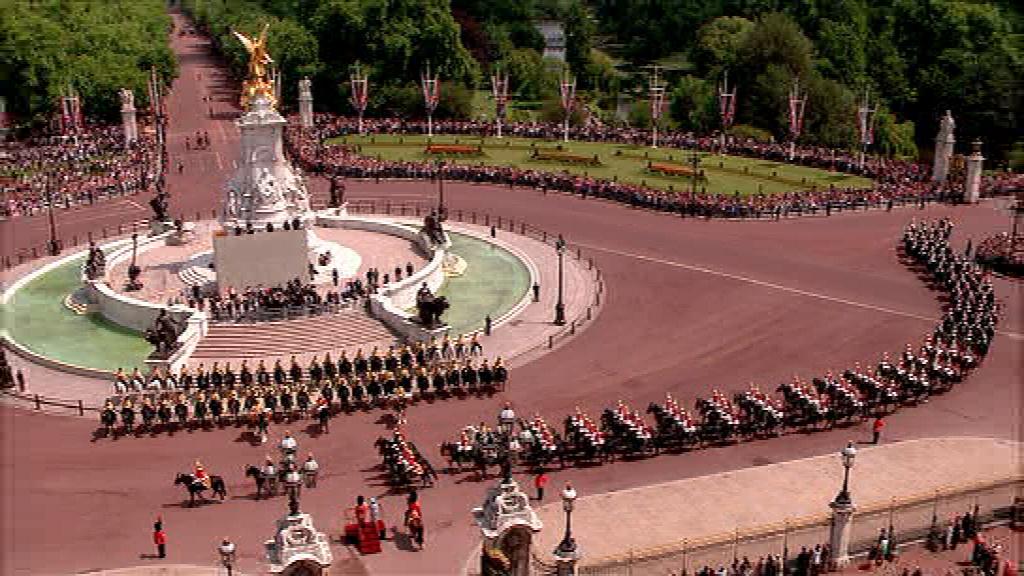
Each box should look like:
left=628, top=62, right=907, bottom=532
left=443, top=219, right=999, bottom=472
left=96, top=337, right=505, bottom=437
left=1, top=125, right=161, bottom=219
left=285, top=115, right=1022, bottom=220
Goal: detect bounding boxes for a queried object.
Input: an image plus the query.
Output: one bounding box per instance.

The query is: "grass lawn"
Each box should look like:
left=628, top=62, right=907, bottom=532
left=4, top=256, right=153, bottom=372
left=326, top=134, right=872, bottom=196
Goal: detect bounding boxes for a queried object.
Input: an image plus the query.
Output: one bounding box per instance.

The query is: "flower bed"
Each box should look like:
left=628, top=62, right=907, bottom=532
left=530, top=149, right=602, bottom=166
left=425, top=144, right=483, bottom=156
left=648, top=161, right=700, bottom=178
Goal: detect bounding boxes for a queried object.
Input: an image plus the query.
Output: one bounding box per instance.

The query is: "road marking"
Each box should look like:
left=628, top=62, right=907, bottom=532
left=581, top=242, right=1023, bottom=341
left=125, top=200, right=144, bottom=210
left=215, top=152, right=223, bottom=170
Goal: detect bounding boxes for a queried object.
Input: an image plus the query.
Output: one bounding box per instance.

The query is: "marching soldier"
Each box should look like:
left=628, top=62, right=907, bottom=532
left=289, top=356, right=303, bottom=384
left=308, top=356, right=323, bottom=384
left=323, top=353, right=337, bottom=381
left=338, top=351, right=353, bottom=379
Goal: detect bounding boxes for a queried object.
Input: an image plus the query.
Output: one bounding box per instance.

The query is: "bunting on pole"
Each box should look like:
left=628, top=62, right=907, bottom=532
left=421, top=62, right=440, bottom=115
left=787, top=77, right=806, bottom=140
left=718, top=70, right=737, bottom=130
left=490, top=65, right=510, bottom=138
left=856, top=87, right=877, bottom=147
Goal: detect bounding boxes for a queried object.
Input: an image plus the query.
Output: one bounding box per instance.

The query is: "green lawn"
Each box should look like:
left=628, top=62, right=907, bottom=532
left=3, top=256, right=153, bottom=372
left=434, top=232, right=531, bottom=335
left=327, top=134, right=871, bottom=196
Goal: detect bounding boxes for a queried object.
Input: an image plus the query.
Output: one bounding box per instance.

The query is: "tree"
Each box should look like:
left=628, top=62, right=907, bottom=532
left=563, top=0, right=594, bottom=85
left=670, top=75, right=717, bottom=133
left=694, top=16, right=754, bottom=77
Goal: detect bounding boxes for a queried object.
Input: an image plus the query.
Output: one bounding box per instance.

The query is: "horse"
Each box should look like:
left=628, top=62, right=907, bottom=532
left=174, top=472, right=226, bottom=507
left=245, top=465, right=267, bottom=499
left=439, top=441, right=476, bottom=472
left=99, top=408, right=117, bottom=436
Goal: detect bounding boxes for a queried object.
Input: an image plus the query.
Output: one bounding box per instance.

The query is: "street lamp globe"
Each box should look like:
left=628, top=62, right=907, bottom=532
left=562, top=482, right=577, bottom=512
left=841, top=441, right=857, bottom=469
left=218, top=538, right=236, bottom=576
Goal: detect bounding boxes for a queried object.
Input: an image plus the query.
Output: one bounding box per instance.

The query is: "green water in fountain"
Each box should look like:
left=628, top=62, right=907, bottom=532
left=3, top=256, right=153, bottom=372
left=435, top=232, right=531, bottom=335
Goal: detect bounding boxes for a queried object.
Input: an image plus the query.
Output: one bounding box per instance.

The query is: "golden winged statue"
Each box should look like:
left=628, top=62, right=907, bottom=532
left=232, top=23, right=276, bottom=110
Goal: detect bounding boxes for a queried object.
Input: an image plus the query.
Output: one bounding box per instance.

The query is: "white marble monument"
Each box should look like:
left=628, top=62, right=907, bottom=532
left=119, top=88, right=138, bottom=147
left=473, top=478, right=543, bottom=576
left=299, top=77, right=313, bottom=129
left=221, top=93, right=312, bottom=229
left=964, top=140, right=984, bottom=204
left=932, top=110, right=955, bottom=183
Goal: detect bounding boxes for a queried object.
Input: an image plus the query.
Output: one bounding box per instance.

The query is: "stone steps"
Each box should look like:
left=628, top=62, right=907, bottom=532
left=178, top=264, right=215, bottom=289
left=190, top=308, right=397, bottom=360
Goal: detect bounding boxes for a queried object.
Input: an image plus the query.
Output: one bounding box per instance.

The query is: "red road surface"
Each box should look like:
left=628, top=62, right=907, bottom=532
left=1, top=10, right=1020, bottom=576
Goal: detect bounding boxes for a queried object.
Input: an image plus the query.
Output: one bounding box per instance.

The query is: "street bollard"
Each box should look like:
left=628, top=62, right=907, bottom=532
left=588, top=258, right=593, bottom=270
left=570, top=321, right=576, bottom=335
left=88, top=231, right=93, bottom=243
left=118, top=224, right=124, bottom=234
left=102, top=227, right=108, bottom=238
left=34, top=394, right=41, bottom=410
left=576, top=247, right=581, bottom=260
left=78, top=400, right=85, bottom=416
left=587, top=307, right=592, bottom=320
left=497, top=216, right=503, bottom=229
left=520, top=222, right=526, bottom=235
left=596, top=291, right=601, bottom=306
left=548, top=335, right=553, bottom=349
left=472, top=212, right=477, bottom=224
left=32, top=247, right=38, bottom=258
left=485, top=214, right=490, bottom=226
left=458, top=209, right=463, bottom=222
left=543, top=231, right=547, bottom=242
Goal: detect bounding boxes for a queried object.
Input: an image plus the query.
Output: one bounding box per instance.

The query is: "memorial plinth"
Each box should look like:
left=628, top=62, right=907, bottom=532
left=473, top=479, right=543, bottom=576
left=265, top=510, right=333, bottom=574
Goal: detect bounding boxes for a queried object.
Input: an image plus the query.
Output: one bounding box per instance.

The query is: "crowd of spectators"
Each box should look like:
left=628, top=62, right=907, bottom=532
left=285, top=115, right=1021, bottom=219
left=1, top=125, right=160, bottom=218
left=179, top=277, right=365, bottom=323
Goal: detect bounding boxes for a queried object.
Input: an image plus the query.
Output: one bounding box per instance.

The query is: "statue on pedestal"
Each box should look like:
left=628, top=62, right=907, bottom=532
left=144, top=309, right=183, bottom=359
left=415, top=283, right=449, bottom=328
left=232, top=24, right=275, bottom=110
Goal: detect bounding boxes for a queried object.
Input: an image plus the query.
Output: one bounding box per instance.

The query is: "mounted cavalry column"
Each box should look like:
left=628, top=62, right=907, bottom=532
left=120, top=88, right=138, bottom=147
left=932, top=110, right=955, bottom=183
left=298, top=77, right=314, bottom=129
left=964, top=140, right=984, bottom=204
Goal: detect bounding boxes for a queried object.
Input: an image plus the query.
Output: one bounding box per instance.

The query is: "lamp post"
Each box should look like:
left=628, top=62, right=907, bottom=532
left=436, top=159, right=446, bottom=220
left=554, top=234, right=567, bottom=325
left=284, top=461, right=302, bottom=515
left=556, top=482, right=578, bottom=555
left=834, top=441, right=857, bottom=507
left=44, top=174, right=61, bottom=256
left=829, top=442, right=858, bottom=569
left=218, top=538, right=236, bottom=576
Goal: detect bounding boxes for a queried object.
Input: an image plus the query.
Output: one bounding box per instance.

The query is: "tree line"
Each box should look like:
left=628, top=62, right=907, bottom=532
left=0, top=0, right=177, bottom=126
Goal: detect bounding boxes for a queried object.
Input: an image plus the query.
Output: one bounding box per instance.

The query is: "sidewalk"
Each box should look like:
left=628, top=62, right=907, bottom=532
left=530, top=437, right=1021, bottom=571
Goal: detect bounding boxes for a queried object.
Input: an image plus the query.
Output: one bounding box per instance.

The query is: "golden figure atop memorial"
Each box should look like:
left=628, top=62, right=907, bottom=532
left=232, top=23, right=275, bottom=110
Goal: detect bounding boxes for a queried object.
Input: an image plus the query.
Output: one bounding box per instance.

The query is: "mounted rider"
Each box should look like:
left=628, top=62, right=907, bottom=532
left=194, top=460, right=212, bottom=490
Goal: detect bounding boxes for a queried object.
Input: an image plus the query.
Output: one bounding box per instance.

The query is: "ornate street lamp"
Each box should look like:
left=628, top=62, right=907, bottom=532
left=45, top=174, right=61, bottom=256
left=218, top=538, right=236, bottom=576
left=834, top=441, right=857, bottom=507
left=556, top=482, right=578, bottom=555
left=554, top=235, right=567, bottom=325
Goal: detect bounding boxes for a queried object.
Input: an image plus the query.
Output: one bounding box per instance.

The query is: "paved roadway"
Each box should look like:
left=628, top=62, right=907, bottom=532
left=1, top=10, right=1021, bottom=576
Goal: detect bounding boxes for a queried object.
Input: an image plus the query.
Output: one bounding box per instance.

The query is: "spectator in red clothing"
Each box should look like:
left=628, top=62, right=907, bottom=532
left=152, top=517, right=166, bottom=559
left=872, top=417, right=885, bottom=444
left=354, top=495, right=369, bottom=526
left=534, top=471, right=549, bottom=501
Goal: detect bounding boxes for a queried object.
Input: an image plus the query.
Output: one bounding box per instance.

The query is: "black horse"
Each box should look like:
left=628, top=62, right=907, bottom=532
left=174, top=472, right=226, bottom=506
left=245, top=465, right=269, bottom=499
